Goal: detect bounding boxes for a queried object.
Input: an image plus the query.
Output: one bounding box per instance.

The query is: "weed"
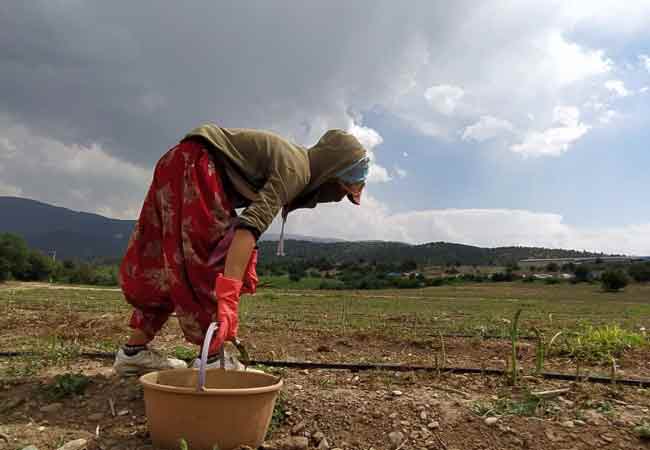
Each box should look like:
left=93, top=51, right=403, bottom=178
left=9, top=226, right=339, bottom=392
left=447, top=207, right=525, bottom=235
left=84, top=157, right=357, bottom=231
left=509, top=309, right=523, bottom=385
left=174, top=346, right=196, bottom=361
left=635, top=422, right=650, bottom=440
left=44, top=373, right=90, bottom=399
left=471, top=392, right=543, bottom=418
left=563, top=324, right=647, bottom=362
left=267, top=391, right=288, bottom=437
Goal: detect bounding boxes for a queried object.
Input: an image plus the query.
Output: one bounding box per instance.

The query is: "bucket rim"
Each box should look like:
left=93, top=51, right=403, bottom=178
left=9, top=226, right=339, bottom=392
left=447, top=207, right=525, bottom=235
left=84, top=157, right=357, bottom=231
left=139, top=368, right=283, bottom=396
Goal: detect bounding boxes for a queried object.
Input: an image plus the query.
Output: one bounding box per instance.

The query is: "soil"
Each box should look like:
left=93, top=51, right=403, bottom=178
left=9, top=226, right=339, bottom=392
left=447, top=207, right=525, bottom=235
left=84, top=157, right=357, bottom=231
left=1, top=282, right=649, bottom=449
left=1, top=360, right=650, bottom=450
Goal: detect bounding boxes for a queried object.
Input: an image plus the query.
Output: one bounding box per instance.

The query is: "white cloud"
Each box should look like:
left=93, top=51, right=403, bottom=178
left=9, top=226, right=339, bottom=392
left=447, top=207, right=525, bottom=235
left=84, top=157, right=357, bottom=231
left=347, top=123, right=383, bottom=151
left=604, top=79, right=631, bottom=97
left=274, top=194, right=650, bottom=255
left=402, top=152, right=409, bottom=158
left=510, top=106, right=590, bottom=157
left=0, top=181, right=22, bottom=197
left=424, top=85, right=465, bottom=116
left=0, top=115, right=150, bottom=219
left=545, top=32, right=612, bottom=85
left=641, top=86, right=650, bottom=94
left=599, top=109, right=619, bottom=124
left=347, top=123, right=390, bottom=184
left=461, top=116, right=515, bottom=142
left=394, top=167, right=407, bottom=178
left=639, top=54, right=650, bottom=72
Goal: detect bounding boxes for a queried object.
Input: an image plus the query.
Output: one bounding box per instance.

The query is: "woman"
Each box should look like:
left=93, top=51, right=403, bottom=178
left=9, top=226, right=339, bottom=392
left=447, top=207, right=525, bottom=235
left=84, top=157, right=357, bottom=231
left=113, top=123, right=368, bottom=375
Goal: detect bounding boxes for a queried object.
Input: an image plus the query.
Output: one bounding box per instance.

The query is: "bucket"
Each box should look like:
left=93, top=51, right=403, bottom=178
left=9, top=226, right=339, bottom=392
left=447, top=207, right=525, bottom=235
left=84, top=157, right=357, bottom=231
left=140, top=323, right=283, bottom=450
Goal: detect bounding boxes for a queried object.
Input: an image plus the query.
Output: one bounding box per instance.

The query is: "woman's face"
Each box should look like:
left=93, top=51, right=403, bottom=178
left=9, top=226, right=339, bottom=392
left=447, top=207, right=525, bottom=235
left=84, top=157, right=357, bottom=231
left=338, top=180, right=364, bottom=205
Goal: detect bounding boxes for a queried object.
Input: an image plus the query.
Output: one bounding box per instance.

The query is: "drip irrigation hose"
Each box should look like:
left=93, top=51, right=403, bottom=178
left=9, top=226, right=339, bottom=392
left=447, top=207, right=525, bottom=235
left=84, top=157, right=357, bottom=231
left=0, top=351, right=648, bottom=387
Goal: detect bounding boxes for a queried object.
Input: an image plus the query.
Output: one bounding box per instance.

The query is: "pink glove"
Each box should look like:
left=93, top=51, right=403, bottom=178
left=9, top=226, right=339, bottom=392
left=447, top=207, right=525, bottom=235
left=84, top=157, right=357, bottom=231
left=211, top=274, right=243, bottom=353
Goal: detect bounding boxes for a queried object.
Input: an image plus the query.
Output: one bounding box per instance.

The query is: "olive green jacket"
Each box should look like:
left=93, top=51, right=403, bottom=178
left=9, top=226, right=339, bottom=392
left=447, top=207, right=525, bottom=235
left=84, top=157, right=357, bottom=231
left=184, top=123, right=366, bottom=237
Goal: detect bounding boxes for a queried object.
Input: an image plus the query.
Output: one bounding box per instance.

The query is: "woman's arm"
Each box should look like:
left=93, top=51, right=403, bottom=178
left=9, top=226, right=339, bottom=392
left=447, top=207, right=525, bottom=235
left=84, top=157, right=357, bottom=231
left=223, top=228, right=256, bottom=281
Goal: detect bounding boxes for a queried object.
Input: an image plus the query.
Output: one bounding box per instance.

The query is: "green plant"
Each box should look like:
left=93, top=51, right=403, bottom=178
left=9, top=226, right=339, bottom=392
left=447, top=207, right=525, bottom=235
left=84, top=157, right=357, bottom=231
left=509, top=309, right=523, bottom=385
left=44, top=373, right=90, bottom=399
left=635, top=422, right=650, bottom=440
left=471, top=393, right=542, bottom=417
left=267, top=391, right=288, bottom=437
left=564, top=324, right=647, bottom=362
left=601, top=269, right=629, bottom=292
left=533, top=328, right=562, bottom=374
left=173, top=346, right=196, bottom=361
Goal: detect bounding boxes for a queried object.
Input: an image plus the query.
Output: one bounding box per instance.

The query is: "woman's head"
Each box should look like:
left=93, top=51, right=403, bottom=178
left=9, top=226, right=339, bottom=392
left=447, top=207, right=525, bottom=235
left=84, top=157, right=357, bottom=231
left=305, top=130, right=368, bottom=205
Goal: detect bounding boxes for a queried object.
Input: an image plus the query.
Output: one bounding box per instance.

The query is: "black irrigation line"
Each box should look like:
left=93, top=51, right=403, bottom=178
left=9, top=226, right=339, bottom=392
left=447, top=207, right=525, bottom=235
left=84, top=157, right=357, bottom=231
left=1, top=351, right=649, bottom=388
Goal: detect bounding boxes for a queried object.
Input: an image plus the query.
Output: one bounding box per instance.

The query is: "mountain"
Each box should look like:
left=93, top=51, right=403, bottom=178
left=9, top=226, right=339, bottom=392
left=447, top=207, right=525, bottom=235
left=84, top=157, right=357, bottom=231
left=0, top=196, right=135, bottom=260
left=256, top=240, right=607, bottom=266
left=0, top=197, right=341, bottom=259
left=0, top=196, right=609, bottom=264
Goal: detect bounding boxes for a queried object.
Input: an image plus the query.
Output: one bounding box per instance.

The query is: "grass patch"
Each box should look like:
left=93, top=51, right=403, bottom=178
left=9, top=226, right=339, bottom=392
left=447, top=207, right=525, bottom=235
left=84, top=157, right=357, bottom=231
left=561, top=324, right=648, bottom=362
left=267, top=391, right=288, bottom=437
left=472, top=392, right=543, bottom=417
left=173, top=345, right=196, bottom=361
left=44, top=373, right=90, bottom=399
left=635, top=422, right=650, bottom=440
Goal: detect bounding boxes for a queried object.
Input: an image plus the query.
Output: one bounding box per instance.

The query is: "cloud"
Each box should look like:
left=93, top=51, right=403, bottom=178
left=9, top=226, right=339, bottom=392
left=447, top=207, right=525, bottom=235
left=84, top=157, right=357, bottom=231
left=461, top=116, right=515, bottom=142
left=545, top=32, right=612, bottom=85
left=394, top=167, right=407, bottom=178
left=0, top=115, right=150, bottom=219
left=604, top=79, right=631, bottom=97
left=424, top=85, right=465, bottom=116
left=641, top=87, right=650, bottom=94
left=277, top=193, right=650, bottom=255
left=599, top=109, right=619, bottom=124
left=641, top=54, right=650, bottom=73
left=347, top=123, right=390, bottom=184
left=510, top=106, right=590, bottom=157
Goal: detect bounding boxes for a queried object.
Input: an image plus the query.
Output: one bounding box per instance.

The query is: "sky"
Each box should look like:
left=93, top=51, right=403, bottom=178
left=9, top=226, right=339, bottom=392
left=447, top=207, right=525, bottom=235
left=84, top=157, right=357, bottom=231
left=1, top=1, right=649, bottom=254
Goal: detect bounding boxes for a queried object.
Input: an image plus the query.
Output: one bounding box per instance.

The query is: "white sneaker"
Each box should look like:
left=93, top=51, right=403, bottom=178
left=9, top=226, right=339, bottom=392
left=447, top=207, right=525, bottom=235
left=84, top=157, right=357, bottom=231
left=113, top=348, right=188, bottom=376
left=192, top=348, right=245, bottom=371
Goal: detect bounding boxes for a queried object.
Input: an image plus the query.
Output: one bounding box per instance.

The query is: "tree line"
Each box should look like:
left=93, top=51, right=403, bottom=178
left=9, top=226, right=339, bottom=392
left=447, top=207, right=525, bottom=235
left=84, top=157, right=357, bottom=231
left=0, top=233, right=117, bottom=285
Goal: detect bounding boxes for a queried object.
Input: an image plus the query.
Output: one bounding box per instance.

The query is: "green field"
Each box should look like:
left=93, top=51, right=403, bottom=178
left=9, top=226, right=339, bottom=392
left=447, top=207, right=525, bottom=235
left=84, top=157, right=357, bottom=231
left=1, top=281, right=648, bottom=346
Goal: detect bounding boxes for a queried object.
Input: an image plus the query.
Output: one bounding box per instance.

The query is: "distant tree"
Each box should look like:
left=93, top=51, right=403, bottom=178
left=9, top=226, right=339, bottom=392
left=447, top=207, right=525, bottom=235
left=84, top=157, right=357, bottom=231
left=545, top=262, right=559, bottom=272
left=400, top=260, right=417, bottom=272
left=628, top=263, right=650, bottom=283
left=288, top=263, right=306, bottom=282
left=601, top=269, right=629, bottom=292
left=23, top=250, right=55, bottom=281
left=561, top=262, right=576, bottom=272
left=0, top=233, right=30, bottom=279
left=0, top=257, right=11, bottom=282
left=574, top=265, right=591, bottom=283
left=506, top=262, right=521, bottom=272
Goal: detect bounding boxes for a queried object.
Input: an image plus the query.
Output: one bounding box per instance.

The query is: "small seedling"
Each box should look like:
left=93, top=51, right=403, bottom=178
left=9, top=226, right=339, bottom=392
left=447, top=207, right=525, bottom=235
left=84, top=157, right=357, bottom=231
left=509, top=309, right=523, bottom=386
left=173, top=346, right=196, bottom=361
left=267, top=391, right=288, bottom=437
left=45, top=373, right=90, bottom=399
left=635, top=422, right=650, bottom=440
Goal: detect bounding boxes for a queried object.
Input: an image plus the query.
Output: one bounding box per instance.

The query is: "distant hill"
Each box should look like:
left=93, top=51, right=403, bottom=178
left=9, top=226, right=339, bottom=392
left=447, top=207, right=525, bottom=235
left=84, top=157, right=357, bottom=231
left=0, top=196, right=609, bottom=264
left=0, top=197, right=340, bottom=259
left=257, top=240, right=608, bottom=266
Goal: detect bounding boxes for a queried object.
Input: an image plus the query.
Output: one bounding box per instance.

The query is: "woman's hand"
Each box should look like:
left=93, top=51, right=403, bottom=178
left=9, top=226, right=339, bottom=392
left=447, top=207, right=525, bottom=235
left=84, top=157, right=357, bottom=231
left=211, top=228, right=256, bottom=352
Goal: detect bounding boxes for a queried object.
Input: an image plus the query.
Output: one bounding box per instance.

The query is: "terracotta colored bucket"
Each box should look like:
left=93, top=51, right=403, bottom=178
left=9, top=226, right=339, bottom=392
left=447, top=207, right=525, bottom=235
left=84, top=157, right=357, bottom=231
left=140, top=368, right=283, bottom=450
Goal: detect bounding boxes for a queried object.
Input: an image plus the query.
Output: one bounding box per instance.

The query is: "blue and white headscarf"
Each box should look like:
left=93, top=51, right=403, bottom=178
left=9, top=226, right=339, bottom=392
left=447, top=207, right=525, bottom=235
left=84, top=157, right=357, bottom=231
left=336, top=156, right=370, bottom=184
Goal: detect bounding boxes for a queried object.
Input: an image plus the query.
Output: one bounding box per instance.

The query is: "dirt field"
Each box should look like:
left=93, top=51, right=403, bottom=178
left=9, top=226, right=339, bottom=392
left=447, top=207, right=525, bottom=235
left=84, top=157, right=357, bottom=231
left=1, top=282, right=649, bottom=450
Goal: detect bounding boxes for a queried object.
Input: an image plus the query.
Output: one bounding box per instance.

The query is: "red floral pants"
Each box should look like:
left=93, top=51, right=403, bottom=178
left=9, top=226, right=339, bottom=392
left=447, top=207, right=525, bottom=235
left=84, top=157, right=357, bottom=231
left=119, top=139, right=257, bottom=346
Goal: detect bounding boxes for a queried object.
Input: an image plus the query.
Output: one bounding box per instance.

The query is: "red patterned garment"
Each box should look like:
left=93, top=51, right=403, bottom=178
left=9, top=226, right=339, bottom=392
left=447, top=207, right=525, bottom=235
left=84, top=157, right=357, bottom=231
left=119, top=139, right=257, bottom=347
